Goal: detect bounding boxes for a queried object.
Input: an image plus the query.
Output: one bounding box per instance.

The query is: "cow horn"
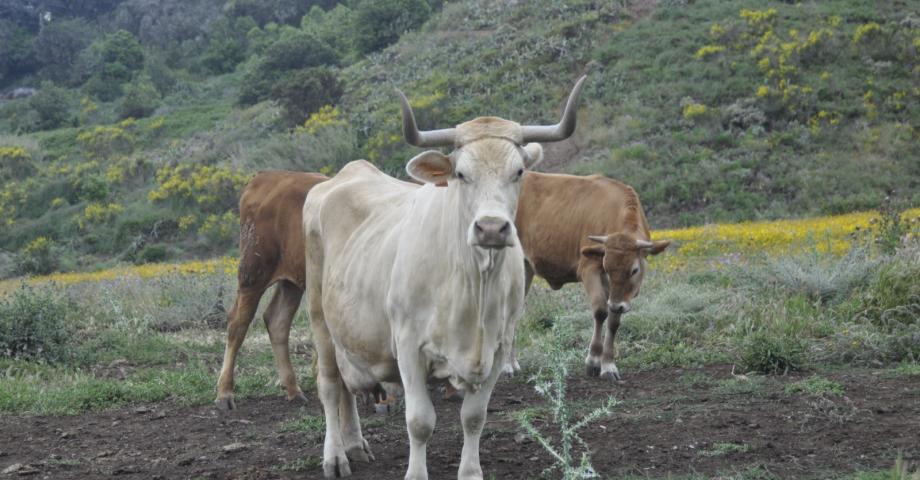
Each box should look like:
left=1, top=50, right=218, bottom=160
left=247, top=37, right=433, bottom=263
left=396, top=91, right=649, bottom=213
left=635, top=239, right=654, bottom=249
left=397, top=90, right=457, bottom=147
left=588, top=235, right=607, bottom=244
left=521, top=75, right=587, bottom=144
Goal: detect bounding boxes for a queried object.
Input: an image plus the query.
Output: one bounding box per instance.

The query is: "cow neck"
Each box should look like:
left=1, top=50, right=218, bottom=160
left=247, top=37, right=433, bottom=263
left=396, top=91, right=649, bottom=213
left=425, top=183, right=503, bottom=376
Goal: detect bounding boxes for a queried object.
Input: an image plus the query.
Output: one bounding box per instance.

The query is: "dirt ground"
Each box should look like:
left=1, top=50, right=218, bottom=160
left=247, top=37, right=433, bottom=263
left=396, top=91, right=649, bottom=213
left=1, top=364, right=918, bottom=479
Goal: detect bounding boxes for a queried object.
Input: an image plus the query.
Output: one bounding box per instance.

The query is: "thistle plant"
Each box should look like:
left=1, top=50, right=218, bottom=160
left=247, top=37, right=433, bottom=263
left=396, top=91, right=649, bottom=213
left=515, top=324, right=616, bottom=480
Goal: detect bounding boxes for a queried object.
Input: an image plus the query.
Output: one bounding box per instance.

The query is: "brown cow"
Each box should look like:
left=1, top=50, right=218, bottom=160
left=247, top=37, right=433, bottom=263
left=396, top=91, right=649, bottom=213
left=215, top=170, right=327, bottom=411
left=515, top=171, right=670, bottom=380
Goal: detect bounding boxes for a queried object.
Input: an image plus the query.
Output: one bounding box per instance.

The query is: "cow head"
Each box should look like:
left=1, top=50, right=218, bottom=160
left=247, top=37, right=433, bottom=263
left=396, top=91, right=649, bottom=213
left=399, top=76, right=586, bottom=252
left=581, top=233, right=670, bottom=314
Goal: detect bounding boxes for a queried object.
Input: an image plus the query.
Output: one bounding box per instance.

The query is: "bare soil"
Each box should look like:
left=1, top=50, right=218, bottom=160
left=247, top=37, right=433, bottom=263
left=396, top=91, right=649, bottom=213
left=1, top=364, right=918, bottom=479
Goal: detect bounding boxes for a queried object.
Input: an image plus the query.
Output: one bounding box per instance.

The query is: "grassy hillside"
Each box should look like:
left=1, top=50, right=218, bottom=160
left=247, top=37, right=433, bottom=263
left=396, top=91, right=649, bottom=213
left=0, top=0, right=918, bottom=277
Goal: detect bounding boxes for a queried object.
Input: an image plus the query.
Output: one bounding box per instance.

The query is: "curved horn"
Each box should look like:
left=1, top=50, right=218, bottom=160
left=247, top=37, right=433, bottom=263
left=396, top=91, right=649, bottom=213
left=521, top=75, right=587, bottom=143
left=397, top=90, right=456, bottom=148
left=588, top=235, right=607, bottom=244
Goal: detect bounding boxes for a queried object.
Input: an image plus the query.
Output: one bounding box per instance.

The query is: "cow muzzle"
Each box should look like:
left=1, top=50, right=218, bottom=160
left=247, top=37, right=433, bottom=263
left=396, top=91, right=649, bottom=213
left=608, top=301, right=631, bottom=315
left=471, top=216, right=513, bottom=249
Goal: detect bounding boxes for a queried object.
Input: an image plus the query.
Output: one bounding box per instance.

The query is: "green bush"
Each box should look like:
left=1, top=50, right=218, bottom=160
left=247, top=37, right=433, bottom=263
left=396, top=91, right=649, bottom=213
left=119, top=74, right=161, bottom=119
left=0, top=284, right=74, bottom=362
left=737, top=329, right=806, bottom=374
left=16, top=237, right=58, bottom=276
left=352, top=0, right=432, bottom=54
left=238, top=29, right=338, bottom=105
left=269, top=66, right=343, bottom=126
left=26, top=82, right=75, bottom=131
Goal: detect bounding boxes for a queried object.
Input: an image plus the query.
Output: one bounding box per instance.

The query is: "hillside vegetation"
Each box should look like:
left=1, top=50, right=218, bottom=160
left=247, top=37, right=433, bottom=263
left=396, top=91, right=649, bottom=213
left=0, top=0, right=918, bottom=276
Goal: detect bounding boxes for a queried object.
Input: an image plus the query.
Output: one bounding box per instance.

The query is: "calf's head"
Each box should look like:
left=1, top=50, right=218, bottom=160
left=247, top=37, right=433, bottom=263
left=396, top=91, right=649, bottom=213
left=581, top=233, right=670, bottom=314
left=399, top=76, right=586, bottom=251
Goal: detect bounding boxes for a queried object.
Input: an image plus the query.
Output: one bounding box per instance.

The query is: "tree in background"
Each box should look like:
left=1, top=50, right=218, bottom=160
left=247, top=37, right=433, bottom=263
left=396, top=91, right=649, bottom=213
left=26, top=81, right=74, bottom=131
left=119, top=74, right=160, bottom=119
left=32, top=18, right=95, bottom=85
left=352, top=0, right=432, bottom=54
left=81, top=29, right=144, bottom=101
left=0, top=20, right=37, bottom=88
left=269, top=66, right=343, bottom=126
left=238, top=29, right=338, bottom=105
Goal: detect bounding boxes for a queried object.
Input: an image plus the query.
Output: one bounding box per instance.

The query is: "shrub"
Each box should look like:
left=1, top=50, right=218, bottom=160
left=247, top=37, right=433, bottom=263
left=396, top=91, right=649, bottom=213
left=737, top=329, right=805, bottom=374
left=199, top=211, right=239, bottom=247
left=269, top=66, right=343, bottom=126
left=0, top=146, right=35, bottom=180
left=119, top=74, right=160, bottom=119
left=0, top=284, right=74, bottom=362
left=135, top=244, right=169, bottom=264
left=26, top=82, right=75, bottom=131
left=148, top=164, right=250, bottom=213
left=78, top=202, right=124, bottom=230
left=351, top=0, right=432, bottom=54
left=238, top=29, right=338, bottom=105
left=16, top=237, right=58, bottom=275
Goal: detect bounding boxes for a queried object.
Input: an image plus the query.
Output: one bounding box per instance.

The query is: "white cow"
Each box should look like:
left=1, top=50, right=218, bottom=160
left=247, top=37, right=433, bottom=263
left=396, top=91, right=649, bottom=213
left=302, top=77, right=586, bottom=479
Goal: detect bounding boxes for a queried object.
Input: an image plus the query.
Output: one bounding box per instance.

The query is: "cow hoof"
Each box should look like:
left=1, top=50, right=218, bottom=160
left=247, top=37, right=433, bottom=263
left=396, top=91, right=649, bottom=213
left=215, top=395, right=236, bottom=411
left=600, top=371, right=622, bottom=382
left=586, top=365, right=600, bottom=378
left=346, top=439, right=375, bottom=462
left=324, top=454, right=352, bottom=478
left=287, top=390, right=308, bottom=404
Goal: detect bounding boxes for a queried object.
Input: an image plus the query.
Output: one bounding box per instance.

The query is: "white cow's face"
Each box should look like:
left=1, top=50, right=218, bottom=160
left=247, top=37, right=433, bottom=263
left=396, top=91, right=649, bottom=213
left=407, top=140, right=543, bottom=250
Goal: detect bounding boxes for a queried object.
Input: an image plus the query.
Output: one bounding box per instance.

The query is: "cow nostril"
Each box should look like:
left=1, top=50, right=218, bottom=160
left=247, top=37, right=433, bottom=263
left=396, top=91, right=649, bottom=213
left=474, top=222, right=484, bottom=233
left=499, top=222, right=510, bottom=234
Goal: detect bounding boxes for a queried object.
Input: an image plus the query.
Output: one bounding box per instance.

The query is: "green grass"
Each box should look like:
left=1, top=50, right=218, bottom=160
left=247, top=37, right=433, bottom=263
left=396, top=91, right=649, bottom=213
left=784, top=376, right=844, bottom=397
left=700, top=442, right=752, bottom=457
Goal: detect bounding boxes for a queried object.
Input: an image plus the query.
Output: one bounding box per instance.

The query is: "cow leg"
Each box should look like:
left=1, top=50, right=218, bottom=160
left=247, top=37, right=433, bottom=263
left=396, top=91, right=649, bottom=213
left=458, top=350, right=504, bottom=480
left=600, top=312, right=622, bottom=382
left=339, top=389, right=374, bottom=463
left=581, top=264, right=607, bottom=378
left=215, top=288, right=264, bottom=410
left=502, top=261, right=534, bottom=376
left=306, top=245, right=352, bottom=478
left=262, top=281, right=307, bottom=403
left=398, top=346, right=436, bottom=480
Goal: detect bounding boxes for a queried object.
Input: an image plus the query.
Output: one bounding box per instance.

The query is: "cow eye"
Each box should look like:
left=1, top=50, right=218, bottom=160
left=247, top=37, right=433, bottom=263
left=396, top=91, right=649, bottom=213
left=457, top=172, right=466, bottom=181
left=631, top=267, right=639, bottom=276
left=517, top=168, right=524, bottom=177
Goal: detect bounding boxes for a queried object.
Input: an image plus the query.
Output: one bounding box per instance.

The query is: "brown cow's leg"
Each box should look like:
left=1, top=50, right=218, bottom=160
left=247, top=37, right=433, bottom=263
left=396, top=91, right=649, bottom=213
left=600, top=312, right=622, bottom=382
left=581, top=263, right=607, bottom=378
left=216, top=288, right=264, bottom=410
left=263, top=281, right=307, bottom=403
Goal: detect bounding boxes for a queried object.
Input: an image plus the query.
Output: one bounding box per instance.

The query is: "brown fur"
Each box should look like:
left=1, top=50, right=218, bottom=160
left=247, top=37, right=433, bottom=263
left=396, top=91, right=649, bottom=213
left=215, top=170, right=328, bottom=410
left=515, top=171, right=669, bottom=381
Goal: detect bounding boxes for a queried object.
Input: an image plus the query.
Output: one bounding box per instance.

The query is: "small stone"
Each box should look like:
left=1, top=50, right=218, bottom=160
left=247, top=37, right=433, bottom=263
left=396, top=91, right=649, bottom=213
left=221, top=442, right=247, bottom=453
left=59, top=431, right=73, bottom=439
left=110, top=421, right=120, bottom=427
left=513, top=433, right=532, bottom=444
left=2, top=464, right=24, bottom=474
left=134, top=406, right=150, bottom=414
left=528, top=456, right=539, bottom=462
left=152, top=411, right=167, bottom=420
left=176, top=455, right=196, bottom=466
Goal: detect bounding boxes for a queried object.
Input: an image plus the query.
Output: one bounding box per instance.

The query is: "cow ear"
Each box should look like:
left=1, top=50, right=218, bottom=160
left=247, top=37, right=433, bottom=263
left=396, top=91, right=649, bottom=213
left=407, top=150, right=453, bottom=184
left=638, top=240, right=671, bottom=256
left=580, top=244, right=605, bottom=258
left=522, top=143, right=544, bottom=169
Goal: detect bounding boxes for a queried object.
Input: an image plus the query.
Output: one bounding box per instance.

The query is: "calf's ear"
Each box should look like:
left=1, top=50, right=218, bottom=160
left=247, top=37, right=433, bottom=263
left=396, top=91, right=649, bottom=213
left=407, top=150, right=453, bottom=184
left=522, top=143, right=544, bottom=169
left=580, top=244, right=605, bottom=258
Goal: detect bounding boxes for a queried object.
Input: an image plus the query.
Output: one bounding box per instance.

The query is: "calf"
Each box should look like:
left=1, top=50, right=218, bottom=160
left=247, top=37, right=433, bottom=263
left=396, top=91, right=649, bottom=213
left=515, top=172, right=670, bottom=380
